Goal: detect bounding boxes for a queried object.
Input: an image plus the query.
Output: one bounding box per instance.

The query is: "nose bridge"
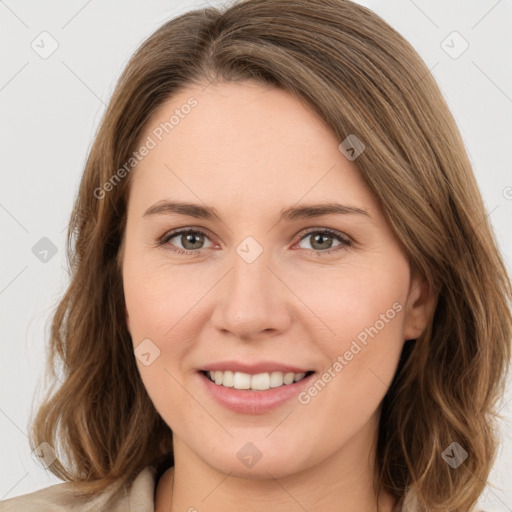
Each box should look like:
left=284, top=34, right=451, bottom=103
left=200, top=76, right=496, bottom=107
left=233, top=241, right=270, bottom=295
left=211, top=238, right=290, bottom=338
left=230, top=242, right=275, bottom=313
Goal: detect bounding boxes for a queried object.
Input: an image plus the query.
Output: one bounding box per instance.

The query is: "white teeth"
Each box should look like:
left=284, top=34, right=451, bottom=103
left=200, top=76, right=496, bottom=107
left=269, top=371, right=284, bottom=388
left=205, top=370, right=310, bottom=390
left=221, top=370, right=234, bottom=387
left=233, top=372, right=251, bottom=389
left=250, top=373, right=270, bottom=391
left=283, top=372, right=295, bottom=385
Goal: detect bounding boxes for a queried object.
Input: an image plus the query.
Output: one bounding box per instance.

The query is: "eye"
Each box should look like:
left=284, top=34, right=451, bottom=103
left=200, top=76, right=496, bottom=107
left=158, top=227, right=352, bottom=256
left=295, top=228, right=352, bottom=254
left=158, top=229, right=214, bottom=255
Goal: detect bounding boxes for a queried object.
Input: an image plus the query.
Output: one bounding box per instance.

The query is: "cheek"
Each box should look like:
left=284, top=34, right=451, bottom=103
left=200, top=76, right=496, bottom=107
left=123, top=256, right=200, bottom=337
left=288, top=255, right=408, bottom=346
left=123, top=256, right=213, bottom=418
left=123, top=258, right=197, bottom=423
left=298, top=260, right=408, bottom=418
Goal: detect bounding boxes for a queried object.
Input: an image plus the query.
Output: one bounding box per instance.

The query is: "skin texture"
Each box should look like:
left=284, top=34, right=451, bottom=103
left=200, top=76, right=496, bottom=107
left=121, top=80, right=436, bottom=512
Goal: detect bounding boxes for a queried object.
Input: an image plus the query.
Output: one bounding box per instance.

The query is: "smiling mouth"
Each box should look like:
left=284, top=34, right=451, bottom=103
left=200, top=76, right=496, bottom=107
left=200, top=370, right=315, bottom=391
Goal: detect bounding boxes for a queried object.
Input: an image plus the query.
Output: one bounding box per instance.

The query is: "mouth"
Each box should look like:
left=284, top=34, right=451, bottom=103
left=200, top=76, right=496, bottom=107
left=199, top=369, right=316, bottom=391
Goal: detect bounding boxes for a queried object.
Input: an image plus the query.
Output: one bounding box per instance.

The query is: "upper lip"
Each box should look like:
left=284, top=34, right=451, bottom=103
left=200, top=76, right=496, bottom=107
left=200, top=361, right=313, bottom=375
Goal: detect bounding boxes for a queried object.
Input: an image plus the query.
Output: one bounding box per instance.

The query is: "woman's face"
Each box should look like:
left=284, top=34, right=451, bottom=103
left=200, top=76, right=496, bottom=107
left=121, top=80, right=431, bottom=479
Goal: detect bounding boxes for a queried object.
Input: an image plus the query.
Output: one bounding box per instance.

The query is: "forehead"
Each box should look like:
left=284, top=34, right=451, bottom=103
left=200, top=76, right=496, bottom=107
left=129, top=80, right=379, bottom=216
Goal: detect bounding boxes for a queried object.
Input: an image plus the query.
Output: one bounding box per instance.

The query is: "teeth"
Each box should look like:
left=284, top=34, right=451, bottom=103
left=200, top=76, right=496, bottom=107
left=206, top=370, right=309, bottom=391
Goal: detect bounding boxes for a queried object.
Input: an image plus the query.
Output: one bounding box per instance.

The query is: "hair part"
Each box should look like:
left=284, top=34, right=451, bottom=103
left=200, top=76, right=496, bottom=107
left=29, top=1, right=511, bottom=510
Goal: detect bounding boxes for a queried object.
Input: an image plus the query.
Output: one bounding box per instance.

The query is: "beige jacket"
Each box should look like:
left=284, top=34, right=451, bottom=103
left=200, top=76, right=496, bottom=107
left=0, top=465, right=465, bottom=511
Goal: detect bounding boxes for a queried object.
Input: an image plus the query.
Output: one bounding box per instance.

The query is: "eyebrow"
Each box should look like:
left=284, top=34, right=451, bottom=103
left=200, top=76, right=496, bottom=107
left=143, top=201, right=370, bottom=222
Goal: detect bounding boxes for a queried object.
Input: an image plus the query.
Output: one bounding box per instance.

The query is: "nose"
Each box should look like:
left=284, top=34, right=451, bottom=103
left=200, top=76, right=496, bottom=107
left=210, top=246, right=292, bottom=341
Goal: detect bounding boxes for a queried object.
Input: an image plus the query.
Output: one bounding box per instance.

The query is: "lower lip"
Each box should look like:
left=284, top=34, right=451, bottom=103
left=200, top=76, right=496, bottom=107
left=198, top=371, right=315, bottom=414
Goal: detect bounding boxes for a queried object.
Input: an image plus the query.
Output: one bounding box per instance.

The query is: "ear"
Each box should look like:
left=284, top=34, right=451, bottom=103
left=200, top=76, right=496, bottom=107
left=403, top=263, right=437, bottom=341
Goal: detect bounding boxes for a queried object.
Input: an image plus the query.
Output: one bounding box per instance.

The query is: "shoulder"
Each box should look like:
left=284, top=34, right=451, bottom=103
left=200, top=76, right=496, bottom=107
left=398, top=487, right=487, bottom=512
left=0, top=480, right=89, bottom=512
left=0, top=465, right=157, bottom=512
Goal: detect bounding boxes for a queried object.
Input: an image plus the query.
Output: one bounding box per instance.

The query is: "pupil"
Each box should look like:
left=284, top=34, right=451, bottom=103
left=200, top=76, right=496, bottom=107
left=313, top=233, right=332, bottom=250
left=184, top=233, right=202, bottom=249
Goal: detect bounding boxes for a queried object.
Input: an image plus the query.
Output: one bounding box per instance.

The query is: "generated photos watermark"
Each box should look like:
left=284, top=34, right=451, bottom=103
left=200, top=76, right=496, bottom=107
left=94, top=96, right=198, bottom=200
left=298, top=301, right=403, bottom=405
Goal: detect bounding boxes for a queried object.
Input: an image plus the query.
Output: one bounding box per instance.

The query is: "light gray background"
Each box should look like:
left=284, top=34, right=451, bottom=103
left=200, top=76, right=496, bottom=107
left=1, top=0, right=511, bottom=509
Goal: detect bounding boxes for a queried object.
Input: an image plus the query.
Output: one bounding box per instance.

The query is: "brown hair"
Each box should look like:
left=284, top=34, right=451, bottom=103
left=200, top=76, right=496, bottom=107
left=29, top=1, right=512, bottom=510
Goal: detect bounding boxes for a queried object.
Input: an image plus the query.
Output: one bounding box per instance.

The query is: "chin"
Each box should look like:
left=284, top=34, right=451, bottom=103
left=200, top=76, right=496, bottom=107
left=194, top=435, right=315, bottom=480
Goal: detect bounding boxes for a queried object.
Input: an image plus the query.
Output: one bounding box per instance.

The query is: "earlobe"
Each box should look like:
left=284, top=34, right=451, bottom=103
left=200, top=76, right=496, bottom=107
left=403, top=268, right=438, bottom=341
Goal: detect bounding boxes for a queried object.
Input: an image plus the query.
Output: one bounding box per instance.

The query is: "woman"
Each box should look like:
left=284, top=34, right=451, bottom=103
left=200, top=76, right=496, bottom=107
left=1, top=0, right=510, bottom=511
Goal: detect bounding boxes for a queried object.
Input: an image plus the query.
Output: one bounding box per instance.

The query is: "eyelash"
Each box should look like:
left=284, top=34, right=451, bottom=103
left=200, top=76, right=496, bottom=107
left=157, top=227, right=352, bottom=257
